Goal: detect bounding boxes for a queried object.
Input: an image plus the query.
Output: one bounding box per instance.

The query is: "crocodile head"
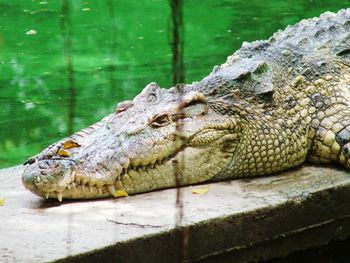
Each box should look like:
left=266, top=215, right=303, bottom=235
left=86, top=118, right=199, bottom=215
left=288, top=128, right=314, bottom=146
left=22, top=82, right=241, bottom=201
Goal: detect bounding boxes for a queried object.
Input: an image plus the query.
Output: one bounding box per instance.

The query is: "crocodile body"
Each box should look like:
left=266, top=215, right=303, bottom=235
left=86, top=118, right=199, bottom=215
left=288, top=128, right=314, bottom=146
left=22, top=9, right=350, bottom=201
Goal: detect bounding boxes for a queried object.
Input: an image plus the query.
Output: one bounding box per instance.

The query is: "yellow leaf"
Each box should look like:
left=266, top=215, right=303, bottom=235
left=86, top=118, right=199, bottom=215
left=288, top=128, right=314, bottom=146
left=57, top=149, right=70, bottom=157
left=63, top=140, right=81, bottom=149
left=0, top=198, right=5, bottom=206
left=192, top=187, right=209, bottom=195
left=116, top=190, right=128, bottom=197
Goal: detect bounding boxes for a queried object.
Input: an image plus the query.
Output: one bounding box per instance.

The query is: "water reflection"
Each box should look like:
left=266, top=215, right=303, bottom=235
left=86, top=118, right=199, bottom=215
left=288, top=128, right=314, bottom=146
left=107, top=0, right=119, bottom=98
left=170, top=1, right=188, bottom=261
left=60, top=0, right=76, bottom=134
left=170, top=0, right=185, bottom=85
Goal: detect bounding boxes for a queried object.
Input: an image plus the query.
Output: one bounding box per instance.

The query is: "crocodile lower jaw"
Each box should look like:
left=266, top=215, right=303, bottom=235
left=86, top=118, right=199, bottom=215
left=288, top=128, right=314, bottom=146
left=29, top=151, right=178, bottom=201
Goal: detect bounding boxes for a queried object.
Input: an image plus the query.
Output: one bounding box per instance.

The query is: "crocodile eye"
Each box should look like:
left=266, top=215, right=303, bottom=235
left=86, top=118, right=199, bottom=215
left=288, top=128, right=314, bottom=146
left=150, top=113, right=171, bottom=128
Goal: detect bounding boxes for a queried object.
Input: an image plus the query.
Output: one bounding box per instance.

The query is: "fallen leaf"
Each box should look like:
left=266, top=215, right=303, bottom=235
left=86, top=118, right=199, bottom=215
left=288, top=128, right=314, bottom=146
left=57, top=149, right=70, bottom=157
left=192, top=187, right=209, bottom=195
left=116, top=190, right=128, bottom=197
left=0, top=198, right=4, bottom=206
left=63, top=140, right=81, bottom=149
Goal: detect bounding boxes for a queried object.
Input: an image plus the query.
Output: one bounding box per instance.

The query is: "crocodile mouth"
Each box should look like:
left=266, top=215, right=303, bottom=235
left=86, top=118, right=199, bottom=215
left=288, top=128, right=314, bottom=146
left=22, top=127, right=232, bottom=201
left=22, top=148, right=182, bottom=201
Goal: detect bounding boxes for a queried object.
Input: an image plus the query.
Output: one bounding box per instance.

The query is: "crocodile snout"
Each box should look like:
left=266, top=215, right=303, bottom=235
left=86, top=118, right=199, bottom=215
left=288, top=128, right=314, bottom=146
left=22, top=159, right=76, bottom=201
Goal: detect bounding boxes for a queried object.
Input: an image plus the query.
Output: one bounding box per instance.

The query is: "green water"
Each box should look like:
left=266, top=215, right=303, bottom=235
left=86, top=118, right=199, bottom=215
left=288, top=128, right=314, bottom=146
left=0, top=0, right=349, bottom=168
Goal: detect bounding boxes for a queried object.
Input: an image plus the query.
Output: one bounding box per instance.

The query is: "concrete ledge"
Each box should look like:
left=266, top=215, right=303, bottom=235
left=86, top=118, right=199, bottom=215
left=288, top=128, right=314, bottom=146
left=1, top=165, right=350, bottom=262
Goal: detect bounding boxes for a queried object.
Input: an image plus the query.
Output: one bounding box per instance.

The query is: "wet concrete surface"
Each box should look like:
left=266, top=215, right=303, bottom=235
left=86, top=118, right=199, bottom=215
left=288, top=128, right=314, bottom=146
left=1, top=165, right=350, bottom=262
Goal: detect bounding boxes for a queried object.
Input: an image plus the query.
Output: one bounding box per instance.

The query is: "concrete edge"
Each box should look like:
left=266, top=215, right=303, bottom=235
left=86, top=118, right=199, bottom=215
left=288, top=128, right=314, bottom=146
left=51, top=182, right=350, bottom=263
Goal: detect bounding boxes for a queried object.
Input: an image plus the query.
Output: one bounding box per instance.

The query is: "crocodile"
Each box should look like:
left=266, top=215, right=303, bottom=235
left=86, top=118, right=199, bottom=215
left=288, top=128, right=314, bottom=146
left=22, top=9, right=350, bottom=201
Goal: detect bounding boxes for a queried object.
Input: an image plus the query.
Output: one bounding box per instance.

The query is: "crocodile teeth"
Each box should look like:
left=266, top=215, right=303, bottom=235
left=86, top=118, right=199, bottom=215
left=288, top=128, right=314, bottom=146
left=67, top=185, right=71, bottom=190
left=98, top=187, right=102, bottom=194
left=57, top=192, right=63, bottom=202
left=82, top=178, right=88, bottom=185
left=107, top=185, right=116, bottom=196
left=82, top=184, right=86, bottom=192
left=89, top=186, right=94, bottom=193
left=45, top=192, right=49, bottom=199
left=36, top=176, right=41, bottom=182
left=120, top=157, right=130, bottom=170
left=71, top=169, right=76, bottom=182
left=115, top=164, right=122, bottom=174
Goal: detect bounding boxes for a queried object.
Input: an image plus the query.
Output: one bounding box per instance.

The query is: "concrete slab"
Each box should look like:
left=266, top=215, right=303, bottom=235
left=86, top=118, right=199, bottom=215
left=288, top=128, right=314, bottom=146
left=1, top=165, right=350, bottom=263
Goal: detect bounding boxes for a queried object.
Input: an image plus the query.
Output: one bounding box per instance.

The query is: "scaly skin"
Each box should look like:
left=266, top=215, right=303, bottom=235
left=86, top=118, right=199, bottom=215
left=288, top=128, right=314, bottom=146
left=22, top=9, right=350, bottom=201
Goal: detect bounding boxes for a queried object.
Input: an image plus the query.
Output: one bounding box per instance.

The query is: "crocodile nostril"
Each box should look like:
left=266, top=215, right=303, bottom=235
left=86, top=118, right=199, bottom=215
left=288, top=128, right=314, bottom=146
left=38, top=160, right=61, bottom=169
left=38, top=160, right=51, bottom=169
